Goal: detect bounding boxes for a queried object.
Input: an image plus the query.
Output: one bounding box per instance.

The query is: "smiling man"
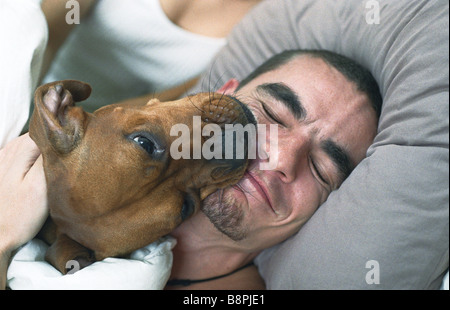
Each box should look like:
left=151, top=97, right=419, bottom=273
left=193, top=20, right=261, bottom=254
left=166, top=49, right=381, bottom=289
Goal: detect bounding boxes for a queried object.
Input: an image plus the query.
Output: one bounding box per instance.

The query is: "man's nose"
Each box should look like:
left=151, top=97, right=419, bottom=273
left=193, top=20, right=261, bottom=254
left=272, top=134, right=311, bottom=184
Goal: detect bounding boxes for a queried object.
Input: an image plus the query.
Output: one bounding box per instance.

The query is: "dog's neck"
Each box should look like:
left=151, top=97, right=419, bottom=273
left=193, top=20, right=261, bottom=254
left=168, top=212, right=259, bottom=285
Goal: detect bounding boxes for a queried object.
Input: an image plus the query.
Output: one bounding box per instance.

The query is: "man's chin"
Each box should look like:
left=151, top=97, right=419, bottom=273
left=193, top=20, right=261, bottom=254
left=201, top=188, right=248, bottom=241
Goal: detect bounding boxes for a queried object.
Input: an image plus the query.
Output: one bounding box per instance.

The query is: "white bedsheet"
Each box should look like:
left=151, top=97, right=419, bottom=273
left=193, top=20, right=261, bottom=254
left=7, top=237, right=175, bottom=290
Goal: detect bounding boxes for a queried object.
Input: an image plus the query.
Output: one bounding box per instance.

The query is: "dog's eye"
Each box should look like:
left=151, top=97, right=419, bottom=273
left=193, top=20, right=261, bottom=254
left=181, top=196, right=195, bottom=221
left=133, top=136, right=156, bottom=155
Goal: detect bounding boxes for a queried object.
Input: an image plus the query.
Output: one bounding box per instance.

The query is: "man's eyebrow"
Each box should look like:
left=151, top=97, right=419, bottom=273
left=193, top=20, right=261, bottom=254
left=256, top=83, right=306, bottom=120
left=321, top=139, right=353, bottom=184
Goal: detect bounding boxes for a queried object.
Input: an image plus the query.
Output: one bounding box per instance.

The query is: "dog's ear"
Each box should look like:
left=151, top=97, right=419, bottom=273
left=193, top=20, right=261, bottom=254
left=30, top=80, right=92, bottom=154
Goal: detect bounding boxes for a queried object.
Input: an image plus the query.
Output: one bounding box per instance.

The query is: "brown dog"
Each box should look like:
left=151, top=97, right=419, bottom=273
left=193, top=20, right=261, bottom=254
left=29, top=80, right=255, bottom=274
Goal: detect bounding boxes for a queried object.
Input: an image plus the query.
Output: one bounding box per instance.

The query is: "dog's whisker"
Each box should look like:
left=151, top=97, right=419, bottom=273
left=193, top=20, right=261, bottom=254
left=213, top=70, right=229, bottom=93
left=208, top=58, right=222, bottom=92
left=202, top=60, right=232, bottom=113
left=218, top=94, right=236, bottom=112
left=182, top=79, right=196, bottom=99
left=186, top=93, right=206, bottom=114
left=212, top=71, right=229, bottom=109
left=207, top=90, right=213, bottom=113
left=217, top=90, right=227, bottom=107
left=206, top=58, right=222, bottom=108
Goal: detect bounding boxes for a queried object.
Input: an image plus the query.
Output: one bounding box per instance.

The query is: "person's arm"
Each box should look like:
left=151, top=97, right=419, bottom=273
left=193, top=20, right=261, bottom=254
left=0, top=134, right=48, bottom=290
left=40, top=0, right=97, bottom=77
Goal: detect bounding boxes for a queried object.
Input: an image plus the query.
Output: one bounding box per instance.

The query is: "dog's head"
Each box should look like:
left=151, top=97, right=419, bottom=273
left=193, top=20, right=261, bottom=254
left=30, top=80, right=256, bottom=257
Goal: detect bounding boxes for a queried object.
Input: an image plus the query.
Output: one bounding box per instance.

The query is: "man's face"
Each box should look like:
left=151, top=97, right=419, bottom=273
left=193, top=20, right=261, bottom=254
left=201, top=56, right=378, bottom=250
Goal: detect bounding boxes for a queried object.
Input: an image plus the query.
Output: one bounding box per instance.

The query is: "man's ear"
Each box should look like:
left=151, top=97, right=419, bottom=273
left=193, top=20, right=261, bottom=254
left=217, top=78, right=240, bottom=95
left=29, top=80, right=92, bottom=154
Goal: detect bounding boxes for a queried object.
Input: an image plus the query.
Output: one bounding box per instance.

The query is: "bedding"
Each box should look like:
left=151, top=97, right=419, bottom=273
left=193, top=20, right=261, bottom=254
left=190, top=0, right=449, bottom=289
left=7, top=237, right=175, bottom=290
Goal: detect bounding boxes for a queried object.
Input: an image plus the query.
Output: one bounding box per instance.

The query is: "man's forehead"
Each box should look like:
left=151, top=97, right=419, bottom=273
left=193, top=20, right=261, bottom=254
left=251, top=56, right=363, bottom=112
left=282, top=55, right=354, bottom=88
left=248, top=55, right=356, bottom=98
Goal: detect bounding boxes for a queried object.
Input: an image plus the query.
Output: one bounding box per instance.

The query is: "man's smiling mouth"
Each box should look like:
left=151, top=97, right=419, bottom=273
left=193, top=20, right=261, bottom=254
left=240, top=170, right=277, bottom=214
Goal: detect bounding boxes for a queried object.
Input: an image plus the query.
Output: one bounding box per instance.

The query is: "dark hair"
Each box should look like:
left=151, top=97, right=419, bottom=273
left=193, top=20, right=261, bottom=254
left=237, top=49, right=382, bottom=118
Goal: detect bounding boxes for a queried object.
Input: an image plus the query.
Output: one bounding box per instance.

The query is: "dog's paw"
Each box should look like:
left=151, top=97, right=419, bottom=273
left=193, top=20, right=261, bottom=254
left=65, top=253, right=95, bottom=274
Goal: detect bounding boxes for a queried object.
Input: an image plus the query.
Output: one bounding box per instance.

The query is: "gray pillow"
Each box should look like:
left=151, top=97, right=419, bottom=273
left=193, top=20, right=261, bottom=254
left=190, top=0, right=449, bottom=289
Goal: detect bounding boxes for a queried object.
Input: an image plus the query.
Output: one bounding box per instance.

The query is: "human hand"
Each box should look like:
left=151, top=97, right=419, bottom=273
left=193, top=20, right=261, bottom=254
left=0, top=134, right=48, bottom=255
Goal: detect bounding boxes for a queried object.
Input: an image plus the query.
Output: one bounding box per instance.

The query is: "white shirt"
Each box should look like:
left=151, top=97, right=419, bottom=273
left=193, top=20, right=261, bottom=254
left=0, top=0, right=47, bottom=148
left=44, top=0, right=227, bottom=112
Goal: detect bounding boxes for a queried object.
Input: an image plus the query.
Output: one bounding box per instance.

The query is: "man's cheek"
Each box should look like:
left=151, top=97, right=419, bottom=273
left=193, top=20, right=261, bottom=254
left=257, top=124, right=279, bottom=171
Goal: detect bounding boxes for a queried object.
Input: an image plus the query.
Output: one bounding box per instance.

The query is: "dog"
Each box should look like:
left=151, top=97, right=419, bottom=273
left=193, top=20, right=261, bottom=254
left=29, top=80, right=256, bottom=274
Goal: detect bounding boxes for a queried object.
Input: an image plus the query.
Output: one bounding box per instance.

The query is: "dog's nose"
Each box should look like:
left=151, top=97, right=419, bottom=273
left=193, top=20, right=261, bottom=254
left=200, top=94, right=257, bottom=164
left=220, top=127, right=252, bottom=161
left=200, top=94, right=256, bottom=127
left=202, top=117, right=255, bottom=177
